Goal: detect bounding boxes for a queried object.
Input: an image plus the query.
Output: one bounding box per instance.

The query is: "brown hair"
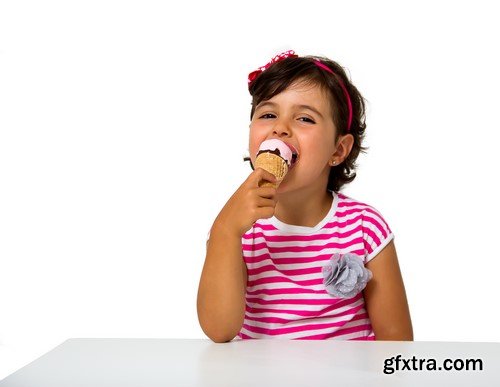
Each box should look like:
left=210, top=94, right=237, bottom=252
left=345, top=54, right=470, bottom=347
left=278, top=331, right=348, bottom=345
left=248, top=55, right=368, bottom=192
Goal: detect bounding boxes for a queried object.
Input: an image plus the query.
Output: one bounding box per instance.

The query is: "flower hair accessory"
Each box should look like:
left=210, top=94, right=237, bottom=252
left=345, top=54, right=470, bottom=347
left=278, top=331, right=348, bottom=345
left=247, top=50, right=298, bottom=85
left=322, top=253, right=372, bottom=299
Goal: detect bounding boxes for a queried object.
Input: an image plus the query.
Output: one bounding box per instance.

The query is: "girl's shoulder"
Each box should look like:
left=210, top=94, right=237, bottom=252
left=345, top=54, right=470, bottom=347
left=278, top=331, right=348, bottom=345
left=335, top=191, right=381, bottom=214
left=335, top=191, right=394, bottom=262
left=334, top=191, right=391, bottom=230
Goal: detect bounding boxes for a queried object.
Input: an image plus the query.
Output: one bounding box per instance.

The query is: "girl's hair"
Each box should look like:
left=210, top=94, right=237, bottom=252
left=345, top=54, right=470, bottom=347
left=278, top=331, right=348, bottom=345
left=248, top=55, right=368, bottom=193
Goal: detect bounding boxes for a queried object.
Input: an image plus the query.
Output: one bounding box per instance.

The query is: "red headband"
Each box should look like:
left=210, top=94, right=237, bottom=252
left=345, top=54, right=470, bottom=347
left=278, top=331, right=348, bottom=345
left=248, top=50, right=353, bottom=131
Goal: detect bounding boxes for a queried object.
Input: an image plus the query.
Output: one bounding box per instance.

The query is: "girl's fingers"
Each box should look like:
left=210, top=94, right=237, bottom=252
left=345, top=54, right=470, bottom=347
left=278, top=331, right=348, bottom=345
left=256, top=197, right=276, bottom=208
left=251, top=167, right=278, bottom=186
left=256, top=206, right=276, bottom=220
left=257, top=186, right=277, bottom=199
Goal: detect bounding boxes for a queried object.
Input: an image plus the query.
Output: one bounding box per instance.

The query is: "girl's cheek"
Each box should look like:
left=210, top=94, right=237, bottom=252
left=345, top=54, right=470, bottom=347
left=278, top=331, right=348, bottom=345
left=249, top=126, right=267, bottom=153
left=248, top=137, right=261, bottom=162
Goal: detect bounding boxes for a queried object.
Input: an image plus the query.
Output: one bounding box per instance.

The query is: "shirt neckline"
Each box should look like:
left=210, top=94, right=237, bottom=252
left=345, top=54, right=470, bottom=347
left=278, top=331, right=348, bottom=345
left=268, top=191, right=338, bottom=234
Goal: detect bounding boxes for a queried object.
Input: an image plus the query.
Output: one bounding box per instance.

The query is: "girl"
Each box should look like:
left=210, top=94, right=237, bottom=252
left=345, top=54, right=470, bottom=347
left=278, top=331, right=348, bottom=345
left=197, top=50, right=413, bottom=342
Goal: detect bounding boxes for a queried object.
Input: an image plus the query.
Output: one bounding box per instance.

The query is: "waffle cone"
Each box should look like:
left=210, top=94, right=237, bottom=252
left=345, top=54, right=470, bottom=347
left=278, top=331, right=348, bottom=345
left=255, top=152, right=289, bottom=188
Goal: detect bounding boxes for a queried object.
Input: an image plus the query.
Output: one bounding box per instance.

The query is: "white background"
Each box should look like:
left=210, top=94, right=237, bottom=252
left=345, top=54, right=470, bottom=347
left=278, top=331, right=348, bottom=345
left=1, top=0, right=499, bottom=379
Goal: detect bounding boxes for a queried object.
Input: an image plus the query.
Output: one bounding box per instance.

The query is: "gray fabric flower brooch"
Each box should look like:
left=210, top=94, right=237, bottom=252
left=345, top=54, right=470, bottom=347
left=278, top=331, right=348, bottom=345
left=322, top=253, right=373, bottom=299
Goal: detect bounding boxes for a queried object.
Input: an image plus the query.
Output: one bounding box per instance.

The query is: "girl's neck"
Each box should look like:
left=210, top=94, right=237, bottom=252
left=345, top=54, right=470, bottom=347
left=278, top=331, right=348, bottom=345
left=274, top=184, right=333, bottom=228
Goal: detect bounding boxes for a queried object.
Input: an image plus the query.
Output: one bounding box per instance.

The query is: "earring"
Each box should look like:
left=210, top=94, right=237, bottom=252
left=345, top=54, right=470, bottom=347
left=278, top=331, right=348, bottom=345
left=331, top=160, right=337, bottom=166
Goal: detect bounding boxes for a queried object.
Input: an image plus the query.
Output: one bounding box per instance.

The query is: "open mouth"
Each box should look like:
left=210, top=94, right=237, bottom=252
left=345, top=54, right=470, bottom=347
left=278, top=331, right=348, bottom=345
left=285, top=143, right=299, bottom=168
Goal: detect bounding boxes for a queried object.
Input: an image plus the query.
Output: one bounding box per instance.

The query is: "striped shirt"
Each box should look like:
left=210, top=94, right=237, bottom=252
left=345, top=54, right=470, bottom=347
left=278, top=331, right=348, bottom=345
left=238, top=191, right=394, bottom=340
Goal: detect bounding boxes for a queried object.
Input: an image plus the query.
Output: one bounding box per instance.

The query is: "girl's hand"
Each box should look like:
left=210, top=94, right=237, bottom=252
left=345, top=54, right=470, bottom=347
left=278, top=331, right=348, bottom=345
left=213, top=168, right=278, bottom=238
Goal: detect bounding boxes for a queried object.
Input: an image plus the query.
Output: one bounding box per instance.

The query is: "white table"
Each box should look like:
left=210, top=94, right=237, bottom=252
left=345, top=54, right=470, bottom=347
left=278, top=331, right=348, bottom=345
left=0, top=339, right=498, bottom=386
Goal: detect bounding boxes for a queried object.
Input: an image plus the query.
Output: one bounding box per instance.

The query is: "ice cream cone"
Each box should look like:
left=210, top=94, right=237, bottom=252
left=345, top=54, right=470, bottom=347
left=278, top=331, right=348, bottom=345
left=255, top=152, right=289, bottom=188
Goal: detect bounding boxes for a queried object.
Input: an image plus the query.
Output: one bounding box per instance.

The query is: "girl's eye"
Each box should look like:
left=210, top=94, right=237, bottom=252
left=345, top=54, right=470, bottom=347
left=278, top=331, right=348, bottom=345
left=260, top=113, right=276, bottom=119
left=299, top=117, right=316, bottom=124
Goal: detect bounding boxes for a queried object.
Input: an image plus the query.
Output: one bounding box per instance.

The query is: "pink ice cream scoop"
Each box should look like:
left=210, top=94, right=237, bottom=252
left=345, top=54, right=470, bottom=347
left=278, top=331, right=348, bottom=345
left=256, top=139, right=298, bottom=168
left=254, top=139, right=298, bottom=188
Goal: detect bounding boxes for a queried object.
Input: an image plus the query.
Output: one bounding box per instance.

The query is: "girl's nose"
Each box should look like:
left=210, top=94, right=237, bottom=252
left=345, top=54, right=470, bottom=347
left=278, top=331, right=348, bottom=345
left=272, top=121, right=291, bottom=137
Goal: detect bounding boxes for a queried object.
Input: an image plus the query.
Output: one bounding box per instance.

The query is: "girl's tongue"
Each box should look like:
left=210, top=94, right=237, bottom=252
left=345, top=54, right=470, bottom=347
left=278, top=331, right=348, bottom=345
left=284, top=142, right=299, bottom=168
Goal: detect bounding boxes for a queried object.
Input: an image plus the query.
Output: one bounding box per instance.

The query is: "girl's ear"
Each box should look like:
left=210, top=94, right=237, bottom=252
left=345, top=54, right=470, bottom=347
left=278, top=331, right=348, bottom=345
left=330, top=134, right=354, bottom=165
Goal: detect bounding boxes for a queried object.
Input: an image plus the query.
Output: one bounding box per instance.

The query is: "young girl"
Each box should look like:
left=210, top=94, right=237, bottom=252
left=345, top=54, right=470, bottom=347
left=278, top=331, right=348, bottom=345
left=197, top=50, right=413, bottom=342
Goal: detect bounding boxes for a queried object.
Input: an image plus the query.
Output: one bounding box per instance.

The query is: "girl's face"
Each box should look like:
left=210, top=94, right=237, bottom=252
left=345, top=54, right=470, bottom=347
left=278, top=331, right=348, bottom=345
left=249, top=81, right=337, bottom=193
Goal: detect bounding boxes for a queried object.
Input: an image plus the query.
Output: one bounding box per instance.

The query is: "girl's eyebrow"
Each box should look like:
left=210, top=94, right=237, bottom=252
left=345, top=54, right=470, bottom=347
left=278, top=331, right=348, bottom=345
left=256, top=101, right=324, bottom=119
left=296, top=104, right=324, bottom=119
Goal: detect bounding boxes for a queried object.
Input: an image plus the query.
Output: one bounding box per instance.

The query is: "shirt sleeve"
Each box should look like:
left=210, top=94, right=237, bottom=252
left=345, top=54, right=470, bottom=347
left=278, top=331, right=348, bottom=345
left=361, top=206, right=394, bottom=264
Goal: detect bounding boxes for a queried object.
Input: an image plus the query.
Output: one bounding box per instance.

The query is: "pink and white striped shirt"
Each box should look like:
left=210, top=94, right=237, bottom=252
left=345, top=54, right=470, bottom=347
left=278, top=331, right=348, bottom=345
left=238, top=191, right=394, bottom=340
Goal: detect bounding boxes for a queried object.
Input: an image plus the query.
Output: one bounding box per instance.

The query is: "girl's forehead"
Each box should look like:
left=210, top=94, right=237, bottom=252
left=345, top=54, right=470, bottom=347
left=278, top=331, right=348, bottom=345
left=284, top=78, right=324, bottom=93
left=267, top=81, right=331, bottom=109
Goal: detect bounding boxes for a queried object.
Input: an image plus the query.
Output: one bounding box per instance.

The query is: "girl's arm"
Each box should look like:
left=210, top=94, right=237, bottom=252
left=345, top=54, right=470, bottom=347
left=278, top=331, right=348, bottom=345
left=197, top=168, right=277, bottom=343
left=363, top=240, right=414, bottom=340
left=197, top=221, right=248, bottom=343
